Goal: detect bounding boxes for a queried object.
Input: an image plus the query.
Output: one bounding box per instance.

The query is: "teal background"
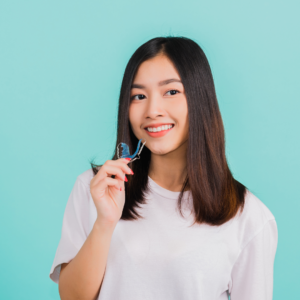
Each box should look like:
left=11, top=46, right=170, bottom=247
left=0, top=0, right=299, bottom=298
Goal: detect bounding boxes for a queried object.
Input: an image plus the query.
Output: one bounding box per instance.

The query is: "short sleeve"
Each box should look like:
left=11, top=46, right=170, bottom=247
left=49, top=177, right=91, bottom=284
left=228, top=218, right=278, bottom=300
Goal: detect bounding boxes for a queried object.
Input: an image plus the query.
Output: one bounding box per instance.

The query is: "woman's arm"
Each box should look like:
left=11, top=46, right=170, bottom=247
left=58, top=220, right=116, bottom=300
left=51, top=158, right=132, bottom=299
left=228, top=219, right=278, bottom=300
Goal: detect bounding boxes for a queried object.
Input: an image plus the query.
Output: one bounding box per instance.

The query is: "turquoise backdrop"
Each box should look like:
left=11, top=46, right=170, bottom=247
left=0, top=0, right=299, bottom=299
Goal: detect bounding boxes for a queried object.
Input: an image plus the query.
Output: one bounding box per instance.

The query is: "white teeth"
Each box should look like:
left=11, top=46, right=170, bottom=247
left=146, top=124, right=173, bottom=132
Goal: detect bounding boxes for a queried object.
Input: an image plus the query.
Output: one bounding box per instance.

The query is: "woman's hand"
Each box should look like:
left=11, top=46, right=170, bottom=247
left=90, top=158, right=133, bottom=227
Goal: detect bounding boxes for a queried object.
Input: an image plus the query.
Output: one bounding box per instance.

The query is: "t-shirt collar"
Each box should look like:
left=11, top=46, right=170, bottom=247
left=147, top=175, right=191, bottom=200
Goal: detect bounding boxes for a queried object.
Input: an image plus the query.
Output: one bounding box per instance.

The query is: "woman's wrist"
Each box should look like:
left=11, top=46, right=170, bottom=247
left=93, top=218, right=117, bottom=234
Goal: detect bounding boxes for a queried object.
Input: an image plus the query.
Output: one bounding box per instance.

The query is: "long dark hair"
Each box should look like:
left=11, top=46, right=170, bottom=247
left=91, top=36, right=247, bottom=226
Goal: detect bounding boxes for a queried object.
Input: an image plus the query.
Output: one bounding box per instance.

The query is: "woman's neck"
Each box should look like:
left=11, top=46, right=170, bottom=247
left=148, top=142, right=189, bottom=192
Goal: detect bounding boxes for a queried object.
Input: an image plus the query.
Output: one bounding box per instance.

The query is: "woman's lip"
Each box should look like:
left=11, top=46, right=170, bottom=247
left=144, top=125, right=174, bottom=138
left=143, top=123, right=174, bottom=129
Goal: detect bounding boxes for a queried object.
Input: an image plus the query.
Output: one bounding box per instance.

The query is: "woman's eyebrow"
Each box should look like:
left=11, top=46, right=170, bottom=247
left=131, top=78, right=182, bottom=89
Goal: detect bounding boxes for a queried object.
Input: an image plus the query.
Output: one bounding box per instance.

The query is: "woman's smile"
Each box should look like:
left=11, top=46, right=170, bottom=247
left=144, top=123, right=175, bottom=138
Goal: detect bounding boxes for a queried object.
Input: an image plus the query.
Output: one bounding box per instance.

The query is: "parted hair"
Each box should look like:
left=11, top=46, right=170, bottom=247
left=91, top=36, right=248, bottom=226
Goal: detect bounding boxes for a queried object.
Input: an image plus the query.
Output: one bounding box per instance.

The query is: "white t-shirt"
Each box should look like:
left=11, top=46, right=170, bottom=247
left=50, top=168, right=278, bottom=300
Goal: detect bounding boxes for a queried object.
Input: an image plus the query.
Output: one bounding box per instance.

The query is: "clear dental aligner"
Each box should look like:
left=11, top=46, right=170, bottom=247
left=117, top=139, right=146, bottom=163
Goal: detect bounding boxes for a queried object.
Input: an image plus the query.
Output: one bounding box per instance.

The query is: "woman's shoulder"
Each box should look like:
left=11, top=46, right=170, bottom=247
left=230, top=189, right=277, bottom=248
left=242, top=189, right=276, bottom=223
left=76, top=168, right=95, bottom=187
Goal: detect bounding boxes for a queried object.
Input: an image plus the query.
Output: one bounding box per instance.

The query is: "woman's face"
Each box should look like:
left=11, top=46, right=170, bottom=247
left=129, top=54, right=189, bottom=156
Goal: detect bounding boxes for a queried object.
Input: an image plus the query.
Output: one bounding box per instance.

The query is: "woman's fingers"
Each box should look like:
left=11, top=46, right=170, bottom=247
left=93, top=165, right=125, bottom=186
left=91, top=177, right=121, bottom=198
left=90, top=159, right=133, bottom=188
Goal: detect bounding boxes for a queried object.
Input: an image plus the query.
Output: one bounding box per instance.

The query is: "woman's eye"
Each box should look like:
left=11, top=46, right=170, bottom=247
left=130, top=90, right=179, bottom=100
left=166, top=89, right=179, bottom=96
left=131, top=94, right=146, bottom=100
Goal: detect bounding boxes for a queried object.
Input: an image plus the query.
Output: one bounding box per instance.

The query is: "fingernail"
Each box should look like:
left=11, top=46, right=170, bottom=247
left=130, top=170, right=134, bottom=175
left=124, top=175, right=128, bottom=182
left=125, top=158, right=131, bottom=161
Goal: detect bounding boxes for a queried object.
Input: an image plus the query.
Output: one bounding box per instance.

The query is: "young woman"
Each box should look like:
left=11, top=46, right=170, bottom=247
left=49, top=36, right=278, bottom=300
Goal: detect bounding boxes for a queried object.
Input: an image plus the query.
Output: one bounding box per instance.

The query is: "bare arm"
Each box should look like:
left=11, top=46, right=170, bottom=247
left=59, top=220, right=115, bottom=300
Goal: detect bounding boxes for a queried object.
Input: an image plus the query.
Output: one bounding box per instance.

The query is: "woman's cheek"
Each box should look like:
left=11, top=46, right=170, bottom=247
left=129, top=105, right=142, bottom=135
left=171, top=97, right=188, bottom=118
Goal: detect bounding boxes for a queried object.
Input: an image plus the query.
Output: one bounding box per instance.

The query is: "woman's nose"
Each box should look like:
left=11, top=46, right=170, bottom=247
left=145, top=93, right=165, bottom=118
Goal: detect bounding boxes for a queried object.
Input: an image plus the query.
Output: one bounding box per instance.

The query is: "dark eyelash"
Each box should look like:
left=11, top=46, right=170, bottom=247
left=130, top=89, right=180, bottom=100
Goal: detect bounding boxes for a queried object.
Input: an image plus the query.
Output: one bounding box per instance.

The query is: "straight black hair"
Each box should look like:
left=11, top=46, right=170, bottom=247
left=91, top=36, right=247, bottom=226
